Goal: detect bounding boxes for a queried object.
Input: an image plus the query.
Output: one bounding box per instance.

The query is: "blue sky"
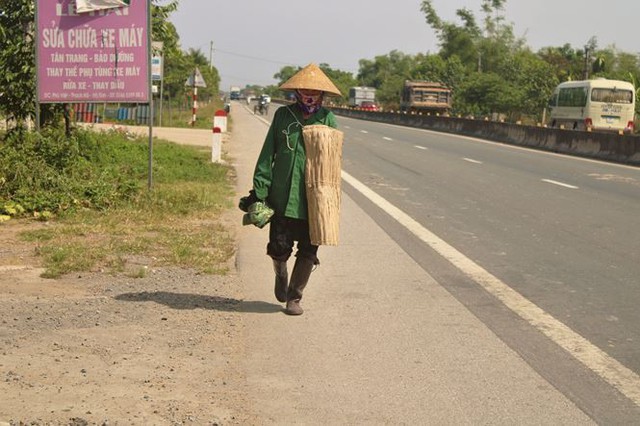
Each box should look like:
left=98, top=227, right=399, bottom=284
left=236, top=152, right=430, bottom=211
left=169, top=0, right=639, bottom=90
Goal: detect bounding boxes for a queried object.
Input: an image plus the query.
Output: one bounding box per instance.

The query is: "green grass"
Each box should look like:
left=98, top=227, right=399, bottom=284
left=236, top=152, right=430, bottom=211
left=2, top=126, right=236, bottom=278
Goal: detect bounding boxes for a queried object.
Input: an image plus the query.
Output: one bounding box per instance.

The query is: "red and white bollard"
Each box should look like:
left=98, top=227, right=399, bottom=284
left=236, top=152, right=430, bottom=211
left=213, top=109, right=227, bottom=133
left=212, top=126, right=222, bottom=163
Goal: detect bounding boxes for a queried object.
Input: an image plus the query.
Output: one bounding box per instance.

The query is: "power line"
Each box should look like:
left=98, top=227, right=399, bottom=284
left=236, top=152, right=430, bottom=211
left=214, top=48, right=301, bottom=67
left=219, top=73, right=276, bottom=87
left=186, top=42, right=358, bottom=73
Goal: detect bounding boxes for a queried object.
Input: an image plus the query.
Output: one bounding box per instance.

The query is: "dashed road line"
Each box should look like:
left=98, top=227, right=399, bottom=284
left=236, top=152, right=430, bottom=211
left=463, top=157, right=483, bottom=164
left=542, top=179, right=579, bottom=189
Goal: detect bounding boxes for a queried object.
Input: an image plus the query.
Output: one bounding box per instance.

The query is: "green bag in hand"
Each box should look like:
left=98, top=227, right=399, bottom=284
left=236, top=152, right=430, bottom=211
left=242, top=201, right=274, bottom=229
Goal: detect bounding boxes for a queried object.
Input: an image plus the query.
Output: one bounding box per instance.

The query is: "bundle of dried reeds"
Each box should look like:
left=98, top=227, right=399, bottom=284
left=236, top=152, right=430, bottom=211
left=302, top=125, right=344, bottom=246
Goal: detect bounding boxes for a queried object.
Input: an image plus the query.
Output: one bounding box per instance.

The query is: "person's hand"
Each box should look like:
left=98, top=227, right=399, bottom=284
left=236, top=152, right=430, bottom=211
left=238, top=189, right=260, bottom=212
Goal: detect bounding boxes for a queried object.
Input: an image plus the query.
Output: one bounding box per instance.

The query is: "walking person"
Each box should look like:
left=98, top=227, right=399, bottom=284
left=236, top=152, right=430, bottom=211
left=241, top=63, right=343, bottom=315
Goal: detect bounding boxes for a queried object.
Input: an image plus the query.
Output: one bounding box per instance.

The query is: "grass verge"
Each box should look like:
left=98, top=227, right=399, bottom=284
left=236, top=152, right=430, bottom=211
left=2, top=128, right=236, bottom=278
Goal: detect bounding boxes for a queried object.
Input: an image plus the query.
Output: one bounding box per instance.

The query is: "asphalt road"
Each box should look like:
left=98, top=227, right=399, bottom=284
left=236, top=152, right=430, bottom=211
left=337, top=114, right=640, bottom=420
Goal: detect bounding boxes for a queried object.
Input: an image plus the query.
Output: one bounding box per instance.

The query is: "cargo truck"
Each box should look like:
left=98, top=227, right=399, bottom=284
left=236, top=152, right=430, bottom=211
left=348, top=86, right=376, bottom=107
left=229, top=86, right=241, bottom=100
left=400, top=81, right=452, bottom=114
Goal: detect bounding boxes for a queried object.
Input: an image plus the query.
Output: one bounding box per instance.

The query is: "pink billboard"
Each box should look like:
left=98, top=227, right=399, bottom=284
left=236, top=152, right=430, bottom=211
left=36, top=0, right=149, bottom=103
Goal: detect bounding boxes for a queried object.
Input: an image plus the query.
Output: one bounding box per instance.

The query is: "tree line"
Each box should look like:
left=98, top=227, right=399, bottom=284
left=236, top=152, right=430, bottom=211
left=266, top=0, right=639, bottom=124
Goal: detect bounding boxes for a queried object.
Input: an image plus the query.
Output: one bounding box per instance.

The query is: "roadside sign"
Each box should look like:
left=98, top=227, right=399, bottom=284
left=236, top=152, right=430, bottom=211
left=151, top=55, right=162, bottom=81
left=185, top=67, right=207, bottom=88
left=36, top=0, right=150, bottom=103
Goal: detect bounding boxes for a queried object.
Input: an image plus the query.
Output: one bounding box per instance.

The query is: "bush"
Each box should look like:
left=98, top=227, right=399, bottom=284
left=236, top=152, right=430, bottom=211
left=0, top=128, right=143, bottom=217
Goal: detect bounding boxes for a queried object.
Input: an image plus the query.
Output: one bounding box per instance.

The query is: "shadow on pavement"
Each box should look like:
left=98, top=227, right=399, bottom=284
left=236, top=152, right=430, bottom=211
left=115, top=291, right=282, bottom=314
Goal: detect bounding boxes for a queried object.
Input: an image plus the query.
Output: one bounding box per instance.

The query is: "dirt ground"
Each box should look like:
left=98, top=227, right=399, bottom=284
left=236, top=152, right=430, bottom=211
left=0, top=215, right=259, bottom=425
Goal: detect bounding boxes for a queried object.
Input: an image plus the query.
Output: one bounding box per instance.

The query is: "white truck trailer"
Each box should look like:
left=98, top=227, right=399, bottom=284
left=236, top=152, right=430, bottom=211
left=348, top=86, right=376, bottom=107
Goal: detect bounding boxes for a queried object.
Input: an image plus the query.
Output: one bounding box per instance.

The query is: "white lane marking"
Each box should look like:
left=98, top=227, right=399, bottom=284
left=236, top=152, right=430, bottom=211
left=341, top=169, right=640, bottom=405
left=383, top=137, right=393, bottom=141
left=463, top=158, right=483, bottom=164
left=360, top=130, right=369, bottom=134
left=414, top=145, right=428, bottom=150
left=542, top=179, right=579, bottom=189
left=341, top=116, right=640, bottom=171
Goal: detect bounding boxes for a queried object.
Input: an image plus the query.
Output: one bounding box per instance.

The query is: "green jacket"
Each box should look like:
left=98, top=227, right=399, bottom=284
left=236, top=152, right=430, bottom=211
left=253, top=104, right=338, bottom=220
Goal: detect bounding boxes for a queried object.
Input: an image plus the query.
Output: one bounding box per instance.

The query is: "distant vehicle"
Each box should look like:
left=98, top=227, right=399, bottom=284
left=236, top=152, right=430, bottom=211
left=229, top=86, right=241, bottom=100
left=348, top=86, right=376, bottom=107
left=359, top=101, right=380, bottom=112
left=548, top=78, right=635, bottom=133
left=400, top=81, right=452, bottom=115
left=254, top=97, right=269, bottom=115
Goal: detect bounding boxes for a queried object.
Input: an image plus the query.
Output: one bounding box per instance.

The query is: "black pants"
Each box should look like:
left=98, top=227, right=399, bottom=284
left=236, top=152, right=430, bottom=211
left=267, top=216, right=319, bottom=264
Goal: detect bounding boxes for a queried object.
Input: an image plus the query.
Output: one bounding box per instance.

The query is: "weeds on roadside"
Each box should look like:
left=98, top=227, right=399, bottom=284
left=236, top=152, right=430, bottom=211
left=2, top=127, right=236, bottom=278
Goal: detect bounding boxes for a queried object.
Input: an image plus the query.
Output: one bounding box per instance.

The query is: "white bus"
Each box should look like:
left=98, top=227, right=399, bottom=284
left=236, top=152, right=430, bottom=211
left=548, top=78, right=636, bottom=133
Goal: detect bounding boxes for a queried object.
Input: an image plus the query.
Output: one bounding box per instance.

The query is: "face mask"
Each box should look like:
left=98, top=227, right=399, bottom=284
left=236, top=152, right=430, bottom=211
left=295, top=90, right=324, bottom=114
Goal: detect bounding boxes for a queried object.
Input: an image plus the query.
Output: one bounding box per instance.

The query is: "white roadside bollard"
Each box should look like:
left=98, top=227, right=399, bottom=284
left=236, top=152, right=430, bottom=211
left=213, top=109, right=227, bottom=133
left=212, top=126, right=222, bottom=163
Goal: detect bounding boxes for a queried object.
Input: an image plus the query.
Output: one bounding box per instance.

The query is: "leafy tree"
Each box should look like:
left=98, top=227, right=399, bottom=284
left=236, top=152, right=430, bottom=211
left=272, top=64, right=356, bottom=103
left=0, top=0, right=36, bottom=129
left=357, top=50, right=416, bottom=107
left=457, top=72, right=522, bottom=117
left=412, top=54, right=447, bottom=81
left=421, top=0, right=523, bottom=74
left=318, top=63, right=357, bottom=101
left=441, top=56, right=467, bottom=92
left=537, top=44, right=586, bottom=82
left=180, top=48, right=220, bottom=102
left=499, top=50, right=559, bottom=120
left=273, top=66, right=300, bottom=85
left=420, top=1, right=480, bottom=68
left=412, top=54, right=467, bottom=90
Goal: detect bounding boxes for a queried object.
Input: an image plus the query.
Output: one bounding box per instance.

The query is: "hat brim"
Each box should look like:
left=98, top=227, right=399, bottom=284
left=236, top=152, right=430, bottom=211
left=279, top=63, right=342, bottom=97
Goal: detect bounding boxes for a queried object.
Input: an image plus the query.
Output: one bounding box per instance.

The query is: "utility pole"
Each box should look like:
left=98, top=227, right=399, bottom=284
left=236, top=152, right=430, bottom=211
left=583, top=45, right=591, bottom=80
left=209, top=41, right=214, bottom=69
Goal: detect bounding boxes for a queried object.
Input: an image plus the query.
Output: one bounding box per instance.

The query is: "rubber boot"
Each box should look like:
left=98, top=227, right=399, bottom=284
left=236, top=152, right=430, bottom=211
left=272, top=259, right=288, bottom=303
left=284, top=256, right=315, bottom=316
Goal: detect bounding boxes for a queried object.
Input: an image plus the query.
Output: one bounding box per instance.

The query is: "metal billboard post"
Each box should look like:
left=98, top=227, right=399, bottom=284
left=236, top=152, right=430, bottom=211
left=147, top=3, right=153, bottom=191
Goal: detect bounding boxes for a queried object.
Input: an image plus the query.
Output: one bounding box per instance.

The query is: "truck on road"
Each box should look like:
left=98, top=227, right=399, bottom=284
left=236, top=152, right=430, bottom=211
left=400, top=81, right=452, bottom=115
left=348, top=86, right=376, bottom=107
left=229, top=86, right=241, bottom=100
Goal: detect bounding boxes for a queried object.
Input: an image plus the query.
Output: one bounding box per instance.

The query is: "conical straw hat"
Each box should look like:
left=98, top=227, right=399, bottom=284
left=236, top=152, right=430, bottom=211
left=279, top=63, right=342, bottom=97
